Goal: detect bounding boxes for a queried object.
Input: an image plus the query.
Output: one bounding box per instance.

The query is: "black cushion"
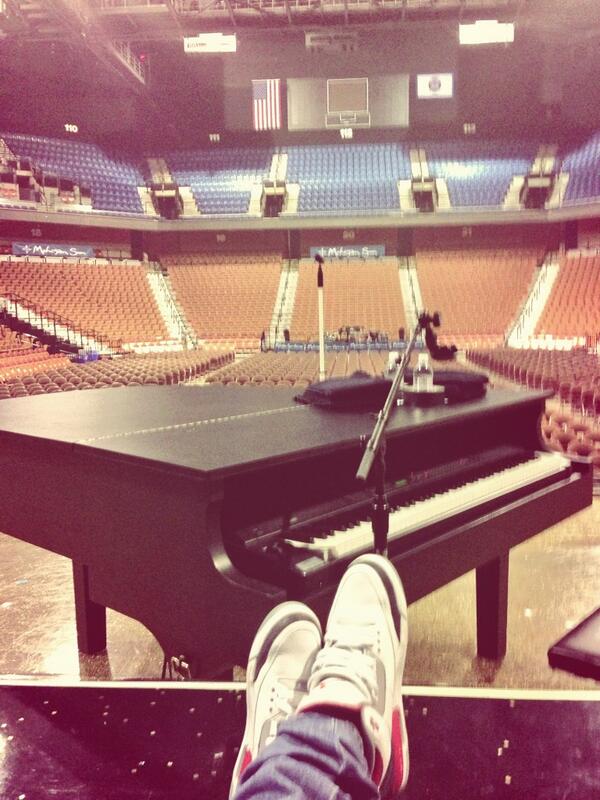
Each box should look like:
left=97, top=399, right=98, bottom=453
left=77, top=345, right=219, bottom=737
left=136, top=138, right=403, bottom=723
left=295, top=369, right=488, bottom=410
left=548, top=606, right=600, bottom=681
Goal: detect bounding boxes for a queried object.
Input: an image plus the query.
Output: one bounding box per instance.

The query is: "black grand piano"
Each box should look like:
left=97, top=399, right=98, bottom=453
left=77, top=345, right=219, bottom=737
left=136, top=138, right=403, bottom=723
left=0, top=383, right=592, bottom=678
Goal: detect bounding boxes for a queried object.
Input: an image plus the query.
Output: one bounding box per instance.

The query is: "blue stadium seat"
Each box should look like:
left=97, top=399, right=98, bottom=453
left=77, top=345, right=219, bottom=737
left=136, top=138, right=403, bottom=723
left=2, top=132, right=145, bottom=214
left=560, top=133, right=600, bottom=203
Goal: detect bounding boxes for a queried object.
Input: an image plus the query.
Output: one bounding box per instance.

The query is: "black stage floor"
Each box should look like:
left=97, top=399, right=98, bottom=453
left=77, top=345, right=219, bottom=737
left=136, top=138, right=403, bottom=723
left=1, top=682, right=599, bottom=800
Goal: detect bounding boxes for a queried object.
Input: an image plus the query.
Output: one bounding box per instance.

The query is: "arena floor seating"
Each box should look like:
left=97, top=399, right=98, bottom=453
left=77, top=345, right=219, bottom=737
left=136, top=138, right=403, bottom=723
left=0, top=337, right=70, bottom=392
left=468, top=346, right=600, bottom=469
left=205, top=349, right=473, bottom=388
left=0, top=349, right=233, bottom=400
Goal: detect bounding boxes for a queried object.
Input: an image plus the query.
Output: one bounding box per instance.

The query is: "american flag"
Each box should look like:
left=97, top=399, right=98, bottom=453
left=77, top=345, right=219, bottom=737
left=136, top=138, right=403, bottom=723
left=252, top=78, right=281, bottom=131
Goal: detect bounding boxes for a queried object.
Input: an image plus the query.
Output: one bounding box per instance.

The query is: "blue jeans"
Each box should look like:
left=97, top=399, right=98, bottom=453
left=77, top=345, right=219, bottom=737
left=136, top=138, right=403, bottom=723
left=232, top=711, right=380, bottom=800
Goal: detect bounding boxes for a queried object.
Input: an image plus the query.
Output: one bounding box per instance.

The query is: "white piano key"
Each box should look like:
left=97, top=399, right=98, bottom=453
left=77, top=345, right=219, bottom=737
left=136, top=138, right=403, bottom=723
left=285, top=451, right=570, bottom=562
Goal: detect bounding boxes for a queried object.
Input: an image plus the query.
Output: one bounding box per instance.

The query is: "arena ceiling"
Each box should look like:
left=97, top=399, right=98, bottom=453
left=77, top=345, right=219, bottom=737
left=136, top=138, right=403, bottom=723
left=3, top=0, right=599, bottom=41
left=1, top=0, right=598, bottom=89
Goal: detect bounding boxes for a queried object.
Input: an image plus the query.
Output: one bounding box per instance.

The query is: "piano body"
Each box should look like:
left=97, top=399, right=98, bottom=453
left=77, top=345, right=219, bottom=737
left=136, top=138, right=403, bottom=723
left=0, top=384, right=592, bottom=678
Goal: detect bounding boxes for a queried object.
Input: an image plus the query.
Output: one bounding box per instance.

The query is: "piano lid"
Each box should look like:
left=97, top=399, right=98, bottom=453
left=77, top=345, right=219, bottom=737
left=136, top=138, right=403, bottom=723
left=0, top=384, right=550, bottom=478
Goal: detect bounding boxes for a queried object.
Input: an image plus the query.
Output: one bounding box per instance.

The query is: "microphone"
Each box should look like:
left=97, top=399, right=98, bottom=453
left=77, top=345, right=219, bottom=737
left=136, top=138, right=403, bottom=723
left=315, top=253, right=324, bottom=288
left=419, top=311, right=457, bottom=361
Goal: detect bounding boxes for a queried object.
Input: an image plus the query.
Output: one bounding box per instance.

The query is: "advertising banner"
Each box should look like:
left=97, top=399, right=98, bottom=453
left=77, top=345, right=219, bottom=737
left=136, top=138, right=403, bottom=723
left=310, top=245, right=385, bottom=259
left=12, top=242, right=95, bottom=258
left=184, top=33, right=237, bottom=53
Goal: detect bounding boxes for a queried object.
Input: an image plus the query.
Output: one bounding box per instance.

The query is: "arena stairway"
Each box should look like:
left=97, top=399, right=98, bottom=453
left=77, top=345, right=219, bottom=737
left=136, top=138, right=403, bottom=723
left=0, top=295, right=109, bottom=355
left=507, top=255, right=560, bottom=347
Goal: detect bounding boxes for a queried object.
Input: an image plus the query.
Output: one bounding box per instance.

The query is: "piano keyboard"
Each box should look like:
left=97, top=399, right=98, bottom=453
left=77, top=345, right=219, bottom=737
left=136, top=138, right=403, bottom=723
left=284, top=450, right=570, bottom=566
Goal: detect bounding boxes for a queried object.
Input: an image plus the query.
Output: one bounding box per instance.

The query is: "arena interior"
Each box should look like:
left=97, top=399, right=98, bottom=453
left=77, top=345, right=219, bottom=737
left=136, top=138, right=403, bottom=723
left=1, top=0, right=600, bottom=797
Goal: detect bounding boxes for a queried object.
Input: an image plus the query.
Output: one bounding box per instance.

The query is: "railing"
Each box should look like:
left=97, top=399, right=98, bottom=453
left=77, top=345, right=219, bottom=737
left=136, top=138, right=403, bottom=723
left=1, top=173, right=600, bottom=221
left=506, top=254, right=559, bottom=347
left=404, top=258, right=419, bottom=315
left=112, top=40, right=146, bottom=82
left=0, top=293, right=123, bottom=353
left=270, top=260, right=294, bottom=346
left=100, top=0, right=174, bottom=7
left=272, top=337, right=408, bottom=353
left=149, top=264, right=199, bottom=347
left=172, top=0, right=432, bottom=10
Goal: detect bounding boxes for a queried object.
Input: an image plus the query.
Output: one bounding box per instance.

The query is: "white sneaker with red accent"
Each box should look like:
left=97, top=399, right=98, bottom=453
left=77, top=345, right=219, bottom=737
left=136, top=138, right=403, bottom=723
left=297, top=554, right=409, bottom=797
left=229, top=601, right=322, bottom=798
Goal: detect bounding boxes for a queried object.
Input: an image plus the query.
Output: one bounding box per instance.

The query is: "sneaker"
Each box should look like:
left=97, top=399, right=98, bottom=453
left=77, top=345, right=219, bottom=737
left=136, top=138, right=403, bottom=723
left=229, top=601, right=322, bottom=798
left=297, top=554, right=409, bottom=797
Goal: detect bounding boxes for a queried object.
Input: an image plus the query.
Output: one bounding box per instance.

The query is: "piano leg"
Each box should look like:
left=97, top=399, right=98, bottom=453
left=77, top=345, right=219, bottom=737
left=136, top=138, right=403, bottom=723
left=475, top=554, right=509, bottom=660
left=73, top=563, right=107, bottom=654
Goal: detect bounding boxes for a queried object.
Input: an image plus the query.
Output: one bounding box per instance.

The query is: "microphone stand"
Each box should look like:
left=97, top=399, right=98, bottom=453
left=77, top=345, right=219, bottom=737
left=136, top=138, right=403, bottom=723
left=315, top=254, right=326, bottom=382
left=355, top=313, right=433, bottom=555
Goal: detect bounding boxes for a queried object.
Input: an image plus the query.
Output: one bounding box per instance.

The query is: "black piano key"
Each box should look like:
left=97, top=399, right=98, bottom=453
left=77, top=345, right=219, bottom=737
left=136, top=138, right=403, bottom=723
left=235, top=443, right=530, bottom=553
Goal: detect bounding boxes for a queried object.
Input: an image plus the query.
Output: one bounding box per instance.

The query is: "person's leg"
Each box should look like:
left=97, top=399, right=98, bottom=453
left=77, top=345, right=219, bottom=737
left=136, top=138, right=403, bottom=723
left=234, top=710, right=378, bottom=800
left=298, top=553, right=409, bottom=798
left=230, top=554, right=409, bottom=800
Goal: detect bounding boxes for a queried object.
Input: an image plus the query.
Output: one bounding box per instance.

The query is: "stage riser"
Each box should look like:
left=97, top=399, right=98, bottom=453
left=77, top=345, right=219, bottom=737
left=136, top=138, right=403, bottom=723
left=1, top=685, right=599, bottom=799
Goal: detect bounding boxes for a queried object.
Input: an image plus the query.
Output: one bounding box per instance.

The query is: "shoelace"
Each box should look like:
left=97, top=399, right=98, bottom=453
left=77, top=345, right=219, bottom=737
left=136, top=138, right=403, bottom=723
left=273, top=677, right=306, bottom=717
left=263, top=679, right=307, bottom=747
left=308, top=625, right=379, bottom=705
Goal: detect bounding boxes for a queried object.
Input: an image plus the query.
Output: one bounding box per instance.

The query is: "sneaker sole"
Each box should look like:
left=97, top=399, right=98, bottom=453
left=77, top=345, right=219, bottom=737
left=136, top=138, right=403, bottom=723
left=350, top=554, right=409, bottom=796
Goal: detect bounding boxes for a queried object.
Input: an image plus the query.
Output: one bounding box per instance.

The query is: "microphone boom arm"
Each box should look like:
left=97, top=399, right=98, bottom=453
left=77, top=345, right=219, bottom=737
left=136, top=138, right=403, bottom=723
left=355, top=315, right=427, bottom=483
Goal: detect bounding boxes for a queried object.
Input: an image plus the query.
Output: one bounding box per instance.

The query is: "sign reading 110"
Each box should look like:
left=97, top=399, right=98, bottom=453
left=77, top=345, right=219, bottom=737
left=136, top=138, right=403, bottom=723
left=64, top=123, right=79, bottom=133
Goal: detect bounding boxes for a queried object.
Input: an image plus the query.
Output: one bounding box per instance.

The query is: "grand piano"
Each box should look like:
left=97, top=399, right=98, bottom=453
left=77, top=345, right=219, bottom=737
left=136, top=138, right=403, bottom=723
left=0, top=383, right=592, bottom=678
